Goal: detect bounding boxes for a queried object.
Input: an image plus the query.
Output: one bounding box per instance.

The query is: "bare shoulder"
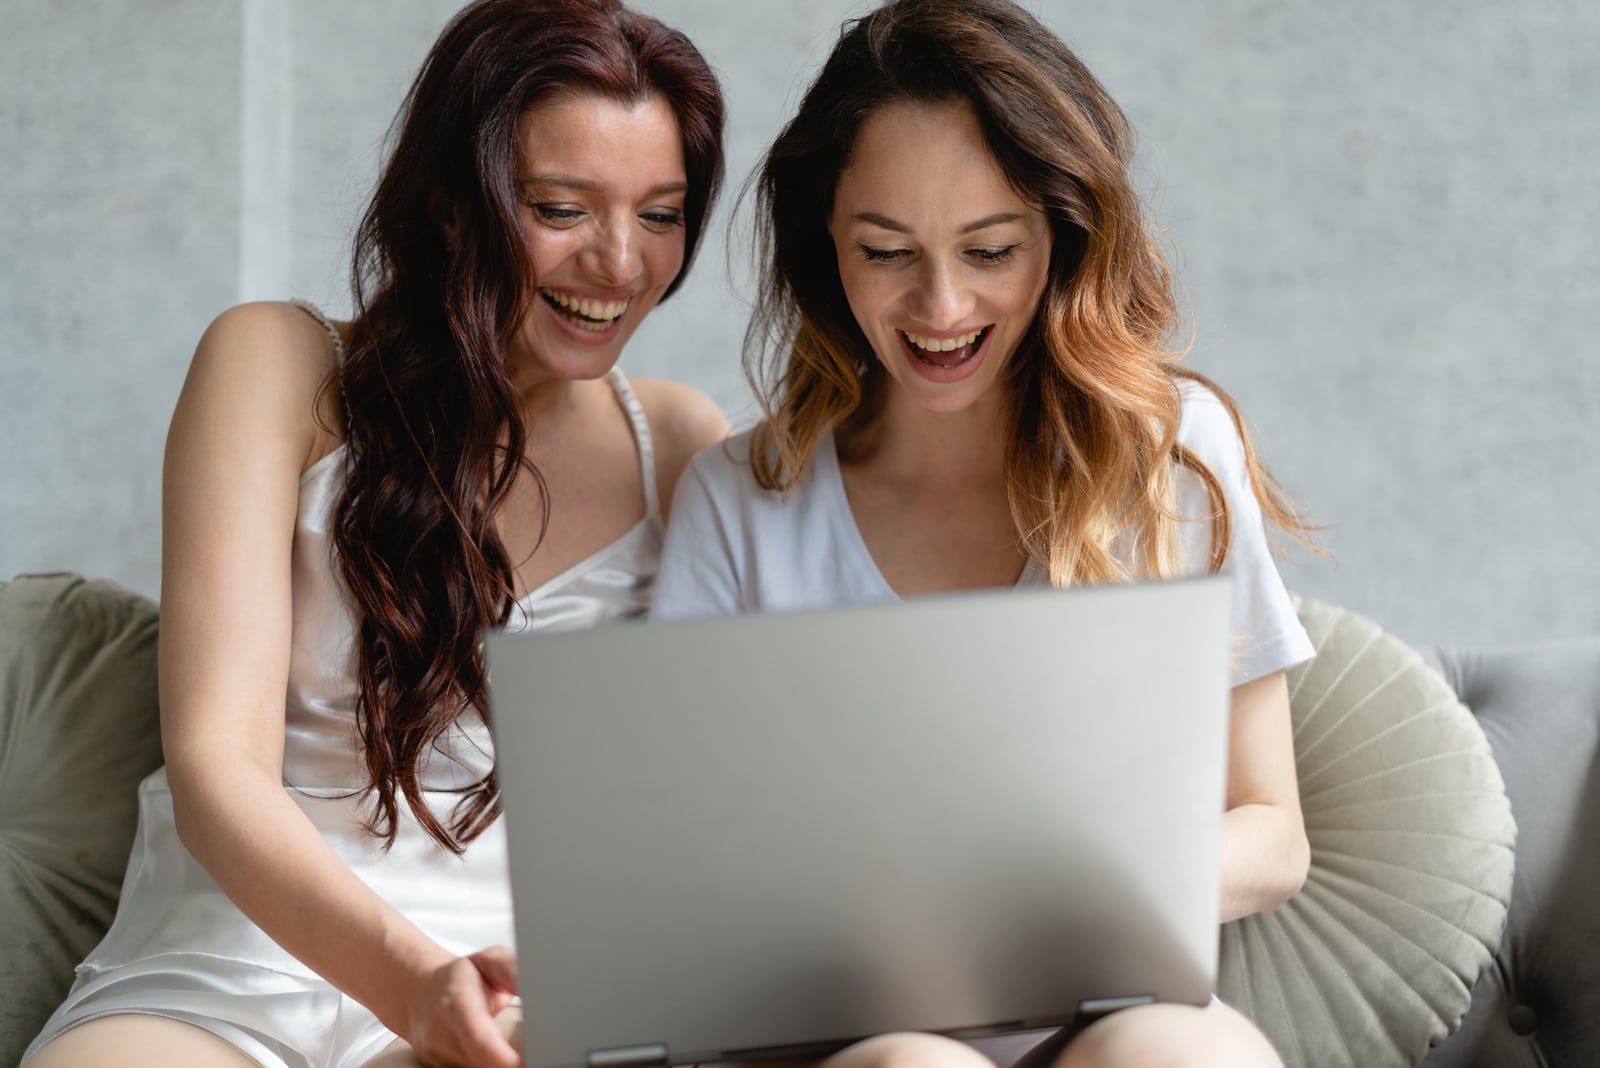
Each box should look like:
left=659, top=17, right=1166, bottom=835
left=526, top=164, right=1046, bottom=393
left=629, top=377, right=729, bottom=448
left=628, top=377, right=731, bottom=515
left=186, top=301, right=348, bottom=468
left=195, top=300, right=343, bottom=374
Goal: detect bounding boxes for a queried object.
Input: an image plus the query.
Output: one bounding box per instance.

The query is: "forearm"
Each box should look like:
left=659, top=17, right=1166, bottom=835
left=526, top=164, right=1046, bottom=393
left=167, top=758, right=452, bottom=1032
left=1218, top=801, right=1309, bottom=923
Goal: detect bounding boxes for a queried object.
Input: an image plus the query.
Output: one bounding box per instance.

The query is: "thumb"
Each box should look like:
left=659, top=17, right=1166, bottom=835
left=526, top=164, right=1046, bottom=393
left=471, top=944, right=520, bottom=995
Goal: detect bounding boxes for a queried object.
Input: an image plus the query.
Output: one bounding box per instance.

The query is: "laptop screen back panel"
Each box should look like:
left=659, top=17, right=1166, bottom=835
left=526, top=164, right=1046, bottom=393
left=487, top=577, right=1232, bottom=1068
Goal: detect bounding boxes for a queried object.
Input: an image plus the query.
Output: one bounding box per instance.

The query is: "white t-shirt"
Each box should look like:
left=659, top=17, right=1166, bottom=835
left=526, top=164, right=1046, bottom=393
left=653, top=380, right=1314, bottom=684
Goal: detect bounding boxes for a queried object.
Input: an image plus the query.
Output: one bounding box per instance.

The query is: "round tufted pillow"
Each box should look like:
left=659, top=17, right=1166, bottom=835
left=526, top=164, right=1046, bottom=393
left=0, top=572, right=163, bottom=1066
left=1217, top=598, right=1516, bottom=1068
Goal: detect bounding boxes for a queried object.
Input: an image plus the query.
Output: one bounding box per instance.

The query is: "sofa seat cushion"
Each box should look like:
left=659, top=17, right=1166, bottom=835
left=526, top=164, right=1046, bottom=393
left=0, top=573, right=163, bottom=1066
left=1217, top=598, right=1516, bottom=1068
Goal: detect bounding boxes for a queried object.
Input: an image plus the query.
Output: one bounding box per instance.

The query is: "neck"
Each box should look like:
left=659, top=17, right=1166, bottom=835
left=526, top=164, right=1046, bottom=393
left=508, top=366, right=592, bottom=426
left=841, top=383, right=1011, bottom=490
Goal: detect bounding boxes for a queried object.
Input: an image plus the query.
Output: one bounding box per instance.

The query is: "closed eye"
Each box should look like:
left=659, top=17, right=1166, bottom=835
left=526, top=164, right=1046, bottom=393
left=640, top=210, right=685, bottom=230
left=857, top=243, right=909, bottom=263
left=969, top=245, right=1018, bottom=264
left=531, top=203, right=585, bottom=223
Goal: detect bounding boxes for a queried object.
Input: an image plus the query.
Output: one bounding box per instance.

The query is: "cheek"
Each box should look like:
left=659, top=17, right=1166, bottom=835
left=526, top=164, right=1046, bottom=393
left=647, top=236, right=688, bottom=290
left=1002, top=259, right=1051, bottom=320
left=836, top=262, right=894, bottom=333
left=832, top=241, right=881, bottom=324
left=522, top=230, right=578, bottom=283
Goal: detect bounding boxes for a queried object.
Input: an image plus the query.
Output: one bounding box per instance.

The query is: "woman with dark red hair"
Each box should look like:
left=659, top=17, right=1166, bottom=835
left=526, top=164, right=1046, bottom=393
left=24, top=3, right=725, bottom=1066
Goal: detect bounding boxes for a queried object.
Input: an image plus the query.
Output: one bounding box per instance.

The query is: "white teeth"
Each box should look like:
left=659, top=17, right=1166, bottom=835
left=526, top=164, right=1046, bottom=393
left=904, top=328, right=982, bottom=352
left=543, top=289, right=628, bottom=322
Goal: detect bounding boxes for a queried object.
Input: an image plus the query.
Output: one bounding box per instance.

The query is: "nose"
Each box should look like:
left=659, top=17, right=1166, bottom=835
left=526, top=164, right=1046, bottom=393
left=582, top=215, right=640, bottom=287
left=908, top=257, right=974, bottom=329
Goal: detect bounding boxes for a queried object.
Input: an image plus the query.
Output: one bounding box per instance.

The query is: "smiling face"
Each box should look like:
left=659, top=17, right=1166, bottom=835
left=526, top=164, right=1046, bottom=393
left=828, top=98, right=1052, bottom=417
left=508, top=91, right=688, bottom=384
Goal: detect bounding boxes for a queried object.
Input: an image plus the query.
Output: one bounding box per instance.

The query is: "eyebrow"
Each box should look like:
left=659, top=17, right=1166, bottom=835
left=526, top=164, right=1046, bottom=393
left=852, top=211, right=1025, bottom=235
left=520, top=175, right=689, bottom=196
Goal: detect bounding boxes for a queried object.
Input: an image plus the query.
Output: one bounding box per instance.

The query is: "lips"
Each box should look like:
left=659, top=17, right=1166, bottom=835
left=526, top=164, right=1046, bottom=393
left=900, top=326, right=992, bottom=368
left=540, top=288, right=631, bottom=332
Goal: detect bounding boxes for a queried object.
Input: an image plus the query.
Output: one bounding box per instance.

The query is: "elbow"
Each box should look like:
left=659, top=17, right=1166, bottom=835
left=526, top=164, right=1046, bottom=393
left=1221, top=802, right=1310, bottom=920
left=1266, top=822, right=1311, bottom=912
left=164, top=762, right=207, bottom=853
left=163, top=754, right=249, bottom=857
left=165, top=745, right=286, bottom=844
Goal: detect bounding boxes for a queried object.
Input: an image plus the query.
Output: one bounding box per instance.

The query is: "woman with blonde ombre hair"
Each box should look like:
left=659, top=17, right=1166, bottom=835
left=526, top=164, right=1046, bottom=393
left=653, top=0, right=1313, bottom=1065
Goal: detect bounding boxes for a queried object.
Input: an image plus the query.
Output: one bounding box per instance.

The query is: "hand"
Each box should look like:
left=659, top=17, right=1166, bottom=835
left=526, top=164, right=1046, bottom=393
left=402, top=946, right=522, bottom=1068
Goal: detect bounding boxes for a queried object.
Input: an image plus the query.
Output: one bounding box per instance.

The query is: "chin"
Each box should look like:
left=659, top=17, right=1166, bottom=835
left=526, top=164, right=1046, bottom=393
left=886, top=369, right=1006, bottom=416
left=516, top=332, right=630, bottom=382
left=919, top=390, right=992, bottom=415
left=549, top=351, right=626, bottom=381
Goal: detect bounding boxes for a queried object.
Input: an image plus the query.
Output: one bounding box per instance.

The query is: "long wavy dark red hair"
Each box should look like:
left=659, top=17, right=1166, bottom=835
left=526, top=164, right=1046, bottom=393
left=332, top=0, right=724, bottom=852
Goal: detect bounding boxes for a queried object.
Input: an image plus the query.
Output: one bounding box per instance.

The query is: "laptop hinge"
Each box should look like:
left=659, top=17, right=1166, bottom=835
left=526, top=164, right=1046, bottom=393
left=587, top=1044, right=670, bottom=1068
left=1076, top=994, right=1156, bottom=1020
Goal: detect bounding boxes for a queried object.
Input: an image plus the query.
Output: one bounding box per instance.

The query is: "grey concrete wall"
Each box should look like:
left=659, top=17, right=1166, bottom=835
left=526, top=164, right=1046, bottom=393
left=2, top=0, right=241, bottom=603
left=1056, top=0, right=1600, bottom=648
left=3, top=0, right=1595, bottom=649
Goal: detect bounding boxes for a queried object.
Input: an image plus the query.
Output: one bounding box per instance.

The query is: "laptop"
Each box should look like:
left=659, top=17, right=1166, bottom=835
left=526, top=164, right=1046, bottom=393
left=485, top=575, right=1233, bottom=1068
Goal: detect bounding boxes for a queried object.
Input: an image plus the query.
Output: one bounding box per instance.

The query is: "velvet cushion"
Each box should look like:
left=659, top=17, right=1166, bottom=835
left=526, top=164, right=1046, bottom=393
left=1218, top=598, right=1516, bottom=1068
left=0, top=573, right=163, bottom=1066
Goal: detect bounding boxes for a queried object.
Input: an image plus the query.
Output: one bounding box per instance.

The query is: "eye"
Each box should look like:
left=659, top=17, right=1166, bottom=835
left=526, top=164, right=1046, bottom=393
left=969, top=245, right=1019, bottom=265
left=530, top=203, right=585, bottom=224
left=640, top=210, right=686, bottom=231
left=856, top=243, right=909, bottom=264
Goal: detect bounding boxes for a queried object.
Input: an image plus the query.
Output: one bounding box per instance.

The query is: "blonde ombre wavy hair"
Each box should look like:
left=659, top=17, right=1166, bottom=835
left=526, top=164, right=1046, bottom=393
left=745, top=0, right=1314, bottom=585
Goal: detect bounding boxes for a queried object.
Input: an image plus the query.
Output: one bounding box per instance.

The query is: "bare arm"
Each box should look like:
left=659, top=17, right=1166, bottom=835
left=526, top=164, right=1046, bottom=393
left=159, top=303, right=519, bottom=1067
left=1218, top=669, right=1309, bottom=922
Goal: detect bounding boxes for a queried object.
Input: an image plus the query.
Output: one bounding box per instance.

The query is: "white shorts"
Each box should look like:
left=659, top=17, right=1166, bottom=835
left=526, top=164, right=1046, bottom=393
left=23, top=952, right=396, bottom=1068
left=23, top=769, right=514, bottom=1068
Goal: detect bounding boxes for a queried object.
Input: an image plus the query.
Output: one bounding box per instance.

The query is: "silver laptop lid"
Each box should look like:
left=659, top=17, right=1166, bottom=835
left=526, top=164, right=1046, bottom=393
left=487, top=576, right=1232, bottom=1068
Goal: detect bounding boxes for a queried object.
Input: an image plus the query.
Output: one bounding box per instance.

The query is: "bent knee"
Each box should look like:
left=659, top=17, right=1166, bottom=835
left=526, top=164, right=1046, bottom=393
left=1056, top=1002, right=1282, bottom=1068
left=824, top=1032, right=995, bottom=1068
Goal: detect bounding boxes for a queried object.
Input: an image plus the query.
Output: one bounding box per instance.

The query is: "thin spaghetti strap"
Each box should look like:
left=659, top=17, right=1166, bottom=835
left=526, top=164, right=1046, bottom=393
left=289, top=299, right=352, bottom=440
left=289, top=298, right=347, bottom=363
left=607, top=368, right=660, bottom=520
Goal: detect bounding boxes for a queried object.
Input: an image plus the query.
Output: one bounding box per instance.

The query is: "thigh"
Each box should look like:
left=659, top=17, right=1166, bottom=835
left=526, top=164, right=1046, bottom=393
left=24, top=1013, right=267, bottom=1068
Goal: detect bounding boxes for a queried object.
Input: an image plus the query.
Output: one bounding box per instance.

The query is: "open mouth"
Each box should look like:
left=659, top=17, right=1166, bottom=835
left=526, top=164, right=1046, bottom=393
left=541, top=289, right=629, bottom=333
left=900, top=326, right=993, bottom=368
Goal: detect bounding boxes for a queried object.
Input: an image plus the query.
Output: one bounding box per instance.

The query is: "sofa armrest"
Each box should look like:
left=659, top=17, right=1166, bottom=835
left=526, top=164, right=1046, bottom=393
left=0, top=573, right=164, bottom=1065
left=1417, top=638, right=1600, bottom=1068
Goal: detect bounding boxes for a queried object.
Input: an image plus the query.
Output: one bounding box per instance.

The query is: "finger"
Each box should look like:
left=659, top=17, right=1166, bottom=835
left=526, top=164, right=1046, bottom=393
left=452, top=957, right=521, bottom=1068
left=472, top=945, right=520, bottom=994
left=463, top=1009, right=522, bottom=1068
left=483, top=987, right=516, bottom=1019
